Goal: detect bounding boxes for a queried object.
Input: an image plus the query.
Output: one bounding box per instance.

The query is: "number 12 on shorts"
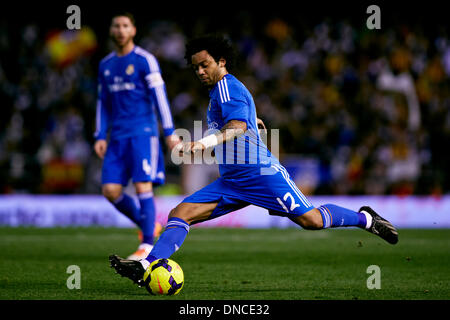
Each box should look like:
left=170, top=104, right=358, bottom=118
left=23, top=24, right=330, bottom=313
left=277, top=192, right=300, bottom=213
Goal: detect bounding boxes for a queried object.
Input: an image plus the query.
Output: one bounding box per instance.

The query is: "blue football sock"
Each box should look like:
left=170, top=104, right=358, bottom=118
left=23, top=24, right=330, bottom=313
left=138, top=192, right=156, bottom=245
left=318, top=204, right=367, bottom=229
left=146, top=217, right=189, bottom=264
left=112, top=193, right=141, bottom=227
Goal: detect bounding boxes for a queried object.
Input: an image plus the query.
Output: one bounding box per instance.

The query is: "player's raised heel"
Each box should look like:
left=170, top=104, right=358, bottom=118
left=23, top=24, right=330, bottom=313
left=109, top=254, right=146, bottom=287
left=359, top=206, right=399, bottom=245
left=127, top=243, right=153, bottom=261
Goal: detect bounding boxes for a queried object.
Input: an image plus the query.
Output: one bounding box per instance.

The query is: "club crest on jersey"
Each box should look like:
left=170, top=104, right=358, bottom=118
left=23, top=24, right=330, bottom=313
left=126, top=64, right=135, bottom=75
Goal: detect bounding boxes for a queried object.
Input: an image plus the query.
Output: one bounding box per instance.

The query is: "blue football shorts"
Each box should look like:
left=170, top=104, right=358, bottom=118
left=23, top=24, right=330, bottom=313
left=182, top=163, right=315, bottom=221
left=102, top=135, right=165, bottom=186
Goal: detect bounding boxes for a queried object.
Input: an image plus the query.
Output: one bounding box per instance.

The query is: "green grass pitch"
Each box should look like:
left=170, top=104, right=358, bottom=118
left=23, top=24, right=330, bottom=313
left=0, top=227, right=449, bottom=300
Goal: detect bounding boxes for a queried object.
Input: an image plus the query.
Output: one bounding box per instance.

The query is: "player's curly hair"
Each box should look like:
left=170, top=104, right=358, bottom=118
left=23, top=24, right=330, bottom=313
left=184, top=34, right=236, bottom=71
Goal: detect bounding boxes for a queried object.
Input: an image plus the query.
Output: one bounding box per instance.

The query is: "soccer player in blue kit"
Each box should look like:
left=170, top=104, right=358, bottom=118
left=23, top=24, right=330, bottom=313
left=110, top=35, right=398, bottom=286
left=95, top=13, right=180, bottom=260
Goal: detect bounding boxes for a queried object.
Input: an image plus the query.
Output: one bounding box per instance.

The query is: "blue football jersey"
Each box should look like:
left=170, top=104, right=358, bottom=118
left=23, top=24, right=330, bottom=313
left=207, top=74, right=279, bottom=178
left=94, top=46, right=174, bottom=140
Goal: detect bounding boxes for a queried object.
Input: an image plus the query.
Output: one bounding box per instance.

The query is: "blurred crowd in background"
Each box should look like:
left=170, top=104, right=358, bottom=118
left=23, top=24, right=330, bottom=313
left=0, top=7, right=449, bottom=196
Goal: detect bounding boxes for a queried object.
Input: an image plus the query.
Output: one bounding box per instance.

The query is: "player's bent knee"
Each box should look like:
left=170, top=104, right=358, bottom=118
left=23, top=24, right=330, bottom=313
left=169, top=202, right=217, bottom=225
left=168, top=205, right=194, bottom=225
left=168, top=208, right=178, bottom=219
left=294, top=208, right=324, bottom=230
left=168, top=204, right=199, bottom=225
left=102, top=184, right=123, bottom=202
left=135, top=182, right=153, bottom=194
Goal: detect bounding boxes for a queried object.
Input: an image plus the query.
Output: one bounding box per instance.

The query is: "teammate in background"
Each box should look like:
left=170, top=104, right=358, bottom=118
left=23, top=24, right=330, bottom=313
left=94, top=12, right=180, bottom=260
left=109, top=35, right=398, bottom=285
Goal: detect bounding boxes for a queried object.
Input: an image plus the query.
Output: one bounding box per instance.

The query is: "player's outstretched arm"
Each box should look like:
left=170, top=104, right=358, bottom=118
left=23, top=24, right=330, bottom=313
left=180, top=120, right=247, bottom=154
left=218, top=119, right=247, bottom=144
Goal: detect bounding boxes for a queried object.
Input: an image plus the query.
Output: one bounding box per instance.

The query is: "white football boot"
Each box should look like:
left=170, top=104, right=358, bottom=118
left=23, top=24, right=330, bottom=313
left=127, top=243, right=153, bottom=261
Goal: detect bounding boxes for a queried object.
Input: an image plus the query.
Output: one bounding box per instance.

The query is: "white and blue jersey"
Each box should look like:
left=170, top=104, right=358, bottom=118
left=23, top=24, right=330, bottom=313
left=183, top=74, right=314, bottom=219
left=95, top=46, right=174, bottom=186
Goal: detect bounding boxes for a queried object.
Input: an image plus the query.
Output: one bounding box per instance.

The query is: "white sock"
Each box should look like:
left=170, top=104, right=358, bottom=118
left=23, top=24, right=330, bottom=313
left=138, top=243, right=153, bottom=250
left=139, top=259, right=150, bottom=270
left=361, top=210, right=373, bottom=229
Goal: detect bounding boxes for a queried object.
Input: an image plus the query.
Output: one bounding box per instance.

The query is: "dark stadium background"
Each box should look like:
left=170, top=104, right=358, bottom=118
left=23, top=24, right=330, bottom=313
left=0, top=0, right=449, bottom=196
left=0, top=0, right=450, bottom=304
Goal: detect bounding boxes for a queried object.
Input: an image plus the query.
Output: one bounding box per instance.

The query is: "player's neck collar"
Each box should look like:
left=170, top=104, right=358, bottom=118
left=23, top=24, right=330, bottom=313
left=214, top=73, right=230, bottom=86
left=208, top=73, right=231, bottom=95
left=115, top=44, right=136, bottom=58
